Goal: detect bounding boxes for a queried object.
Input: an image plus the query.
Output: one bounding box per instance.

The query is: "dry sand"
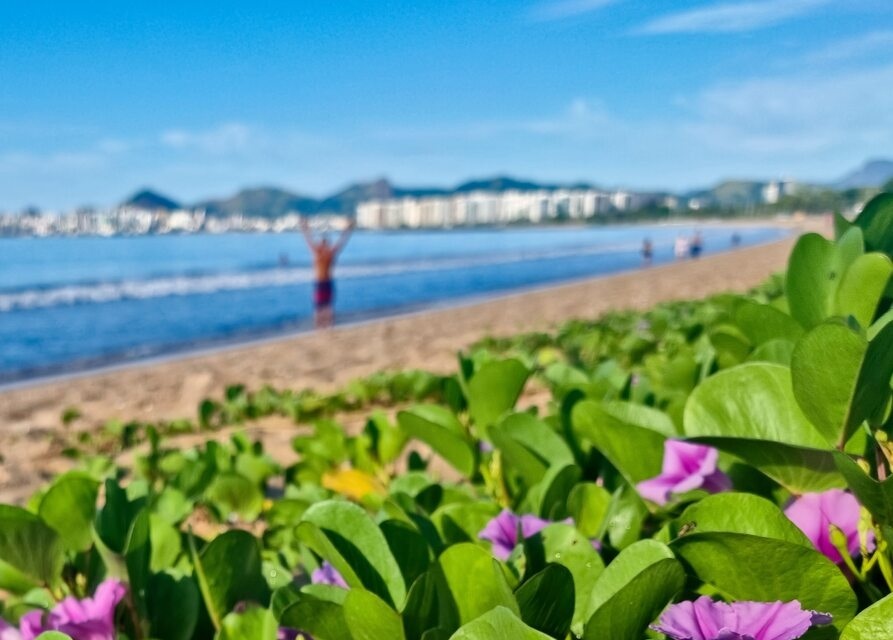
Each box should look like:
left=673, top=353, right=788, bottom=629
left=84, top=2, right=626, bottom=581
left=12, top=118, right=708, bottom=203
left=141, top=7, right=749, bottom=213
left=0, top=218, right=826, bottom=501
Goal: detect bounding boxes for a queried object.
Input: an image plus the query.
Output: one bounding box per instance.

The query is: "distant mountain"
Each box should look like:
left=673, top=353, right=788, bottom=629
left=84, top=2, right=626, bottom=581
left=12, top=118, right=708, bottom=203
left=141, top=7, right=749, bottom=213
left=453, top=176, right=564, bottom=193
left=195, top=187, right=318, bottom=218
left=122, top=189, right=181, bottom=211
left=835, top=159, right=893, bottom=189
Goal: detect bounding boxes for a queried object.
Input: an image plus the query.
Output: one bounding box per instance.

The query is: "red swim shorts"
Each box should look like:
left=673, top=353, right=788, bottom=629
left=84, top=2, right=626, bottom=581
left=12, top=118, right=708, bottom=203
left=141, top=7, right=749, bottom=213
left=314, top=280, right=334, bottom=308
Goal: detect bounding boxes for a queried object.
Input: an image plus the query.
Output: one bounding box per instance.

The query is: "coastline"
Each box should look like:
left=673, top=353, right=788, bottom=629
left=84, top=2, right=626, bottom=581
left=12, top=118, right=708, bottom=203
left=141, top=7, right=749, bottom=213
left=0, top=216, right=796, bottom=387
left=0, top=216, right=827, bottom=502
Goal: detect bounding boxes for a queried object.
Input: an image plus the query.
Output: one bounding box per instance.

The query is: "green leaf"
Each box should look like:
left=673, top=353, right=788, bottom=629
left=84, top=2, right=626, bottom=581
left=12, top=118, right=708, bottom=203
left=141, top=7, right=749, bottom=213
left=791, top=322, right=867, bottom=445
left=841, top=592, right=893, bottom=639
left=0, top=505, right=64, bottom=588
left=191, top=530, right=270, bottom=630
left=490, top=413, right=574, bottom=488
left=582, top=540, right=684, bottom=640
left=684, top=363, right=843, bottom=492
left=671, top=495, right=857, bottom=630
left=449, top=607, right=552, bottom=640
left=747, top=339, right=795, bottom=366
left=37, top=472, right=99, bottom=552
left=205, top=473, right=265, bottom=521
left=380, top=519, right=432, bottom=590
left=35, top=634, right=74, bottom=640
left=734, top=300, right=804, bottom=345
left=515, top=564, right=574, bottom=639
left=524, top=463, right=582, bottom=520
left=125, top=508, right=152, bottom=619
left=854, top=192, right=893, bottom=257
left=280, top=592, right=350, bottom=640
left=433, top=543, right=519, bottom=633
left=343, top=588, right=406, bottom=640
left=398, top=406, right=476, bottom=477
left=431, top=501, right=500, bottom=546
left=786, top=232, right=861, bottom=329
left=833, top=253, right=893, bottom=328
left=217, top=606, right=278, bottom=640
left=572, top=400, right=672, bottom=485
left=148, top=571, right=200, bottom=640
left=835, top=452, right=893, bottom=526
left=567, top=483, right=611, bottom=538
left=298, top=501, right=406, bottom=608
left=465, top=359, right=530, bottom=430
left=674, top=493, right=812, bottom=546
left=522, top=524, right=604, bottom=637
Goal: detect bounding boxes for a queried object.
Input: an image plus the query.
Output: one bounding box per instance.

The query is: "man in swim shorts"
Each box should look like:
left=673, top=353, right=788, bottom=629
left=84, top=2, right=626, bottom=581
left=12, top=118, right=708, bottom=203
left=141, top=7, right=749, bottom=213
left=300, top=216, right=355, bottom=328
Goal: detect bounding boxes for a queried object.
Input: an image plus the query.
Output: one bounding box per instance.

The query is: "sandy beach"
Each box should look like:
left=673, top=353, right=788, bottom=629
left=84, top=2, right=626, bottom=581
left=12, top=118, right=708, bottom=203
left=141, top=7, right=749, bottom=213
left=0, top=219, right=824, bottom=501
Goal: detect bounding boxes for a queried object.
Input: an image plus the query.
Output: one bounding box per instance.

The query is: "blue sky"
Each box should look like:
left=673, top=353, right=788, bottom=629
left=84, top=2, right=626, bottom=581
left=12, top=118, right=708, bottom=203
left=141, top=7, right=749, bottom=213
left=1, top=0, right=891, bottom=209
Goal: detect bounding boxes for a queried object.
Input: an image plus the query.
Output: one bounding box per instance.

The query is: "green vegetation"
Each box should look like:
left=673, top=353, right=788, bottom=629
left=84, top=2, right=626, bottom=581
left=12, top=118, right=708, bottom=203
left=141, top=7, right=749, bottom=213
left=2, top=194, right=893, bottom=639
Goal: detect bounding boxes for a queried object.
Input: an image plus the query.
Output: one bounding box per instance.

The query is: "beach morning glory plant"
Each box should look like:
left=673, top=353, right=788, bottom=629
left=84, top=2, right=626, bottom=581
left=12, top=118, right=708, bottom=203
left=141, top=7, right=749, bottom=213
left=0, top=579, right=126, bottom=640
left=479, top=509, right=558, bottom=560
left=652, top=596, right=832, bottom=640
left=637, top=440, right=732, bottom=506
left=784, top=489, right=871, bottom=564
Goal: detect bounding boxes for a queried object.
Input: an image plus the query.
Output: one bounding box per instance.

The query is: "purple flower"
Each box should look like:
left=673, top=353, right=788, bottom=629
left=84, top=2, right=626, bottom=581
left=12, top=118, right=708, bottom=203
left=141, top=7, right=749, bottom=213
left=637, top=440, right=731, bottom=506
left=785, top=489, right=873, bottom=564
left=278, top=628, right=314, bottom=640
left=311, top=561, right=348, bottom=588
left=479, top=509, right=560, bottom=560
left=0, top=579, right=126, bottom=640
left=653, top=596, right=832, bottom=640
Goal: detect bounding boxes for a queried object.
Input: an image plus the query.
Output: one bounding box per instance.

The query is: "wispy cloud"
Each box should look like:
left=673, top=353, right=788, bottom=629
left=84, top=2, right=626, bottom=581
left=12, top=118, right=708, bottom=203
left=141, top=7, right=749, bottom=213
left=799, top=29, right=893, bottom=64
left=528, top=0, right=619, bottom=22
left=638, top=0, right=832, bottom=35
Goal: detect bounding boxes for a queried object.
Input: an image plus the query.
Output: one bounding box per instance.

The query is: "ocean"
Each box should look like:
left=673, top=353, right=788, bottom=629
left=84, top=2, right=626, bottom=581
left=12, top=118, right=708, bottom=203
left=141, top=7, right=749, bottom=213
left=0, top=223, right=786, bottom=382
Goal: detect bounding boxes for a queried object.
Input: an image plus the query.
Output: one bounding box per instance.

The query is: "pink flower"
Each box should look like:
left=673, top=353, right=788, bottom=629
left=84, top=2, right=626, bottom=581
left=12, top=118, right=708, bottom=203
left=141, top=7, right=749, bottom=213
left=637, top=440, right=731, bottom=506
left=478, top=509, right=557, bottom=560
left=1, top=579, right=126, bottom=640
left=311, top=561, right=348, bottom=588
left=784, top=489, right=872, bottom=564
left=653, top=596, right=832, bottom=640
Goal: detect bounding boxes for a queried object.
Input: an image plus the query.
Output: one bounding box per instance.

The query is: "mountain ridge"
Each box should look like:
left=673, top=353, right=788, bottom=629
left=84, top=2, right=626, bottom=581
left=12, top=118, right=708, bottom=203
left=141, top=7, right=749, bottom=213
left=112, top=158, right=893, bottom=218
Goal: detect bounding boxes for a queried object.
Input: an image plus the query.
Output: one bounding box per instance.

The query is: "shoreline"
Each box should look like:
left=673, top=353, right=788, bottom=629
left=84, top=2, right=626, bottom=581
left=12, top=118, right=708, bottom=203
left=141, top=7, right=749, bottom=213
left=0, top=219, right=826, bottom=503
left=0, top=216, right=799, bottom=388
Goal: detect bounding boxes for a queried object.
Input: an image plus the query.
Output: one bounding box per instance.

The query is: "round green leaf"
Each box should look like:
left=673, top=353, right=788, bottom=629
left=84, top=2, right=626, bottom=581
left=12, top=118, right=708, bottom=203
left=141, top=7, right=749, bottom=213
left=515, top=564, right=574, bottom=639
left=791, top=322, right=867, bottom=445
left=190, top=530, right=271, bottom=630
left=841, top=592, right=893, bottom=639
left=298, top=501, right=406, bottom=608
left=398, top=406, right=476, bottom=478
left=37, top=472, right=99, bottom=552
left=464, top=359, right=530, bottom=430
left=433, top=543, right=519, bottom=632
left=582, top=540, right=684, bottom=640
left=449, top=607, right=552, bottom=640
left=0, top=505, right=64, bottom=588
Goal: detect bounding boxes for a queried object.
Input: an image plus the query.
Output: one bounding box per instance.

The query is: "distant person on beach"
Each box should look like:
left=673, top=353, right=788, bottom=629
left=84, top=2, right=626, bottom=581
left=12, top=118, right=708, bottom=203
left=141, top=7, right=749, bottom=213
left=674, top=235, right=689, bottom=260
left=300, top=217, right=355, bottom=328
left=690, top=231, right=704, bottom=259
left=641, top=238, right=653, bottom=266
left=731, top=232, right=741, bottom=247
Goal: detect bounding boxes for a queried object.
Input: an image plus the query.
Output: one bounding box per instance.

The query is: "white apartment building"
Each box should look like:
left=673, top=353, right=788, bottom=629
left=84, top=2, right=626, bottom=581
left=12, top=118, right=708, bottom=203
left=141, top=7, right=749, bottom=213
left=356, top=188, right=635, bottom=229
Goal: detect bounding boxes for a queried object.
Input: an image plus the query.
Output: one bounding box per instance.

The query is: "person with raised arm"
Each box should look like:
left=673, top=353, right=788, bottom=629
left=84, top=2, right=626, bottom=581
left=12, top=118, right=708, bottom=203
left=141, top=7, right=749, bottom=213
left=300, top=216, right=355, bottom=328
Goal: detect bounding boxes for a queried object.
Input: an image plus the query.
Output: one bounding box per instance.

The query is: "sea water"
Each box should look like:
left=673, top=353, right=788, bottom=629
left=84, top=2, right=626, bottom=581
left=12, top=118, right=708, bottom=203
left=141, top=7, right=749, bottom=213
left=0, top=224, right=785, bottom=381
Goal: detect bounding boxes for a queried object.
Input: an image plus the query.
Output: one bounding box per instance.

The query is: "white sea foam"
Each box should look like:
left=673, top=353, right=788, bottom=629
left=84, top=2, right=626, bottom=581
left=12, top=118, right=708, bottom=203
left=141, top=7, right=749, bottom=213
left=0, top=241, right=640, bottom=312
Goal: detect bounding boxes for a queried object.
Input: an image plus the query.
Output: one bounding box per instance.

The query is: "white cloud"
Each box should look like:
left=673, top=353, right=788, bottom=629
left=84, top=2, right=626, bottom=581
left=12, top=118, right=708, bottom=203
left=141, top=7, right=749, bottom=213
left=799, top=29, right=893, bottom=64
left=528, top=0, right=619, bottom=22
left=638, top=0, right=832, bottom=35
left=160, top=122, right=255, bottom=154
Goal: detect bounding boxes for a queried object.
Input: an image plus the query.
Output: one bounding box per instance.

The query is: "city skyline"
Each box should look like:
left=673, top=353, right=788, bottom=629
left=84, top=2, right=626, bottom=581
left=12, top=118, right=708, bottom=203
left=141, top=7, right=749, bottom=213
left=1, top=1, right=892, bottom=210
